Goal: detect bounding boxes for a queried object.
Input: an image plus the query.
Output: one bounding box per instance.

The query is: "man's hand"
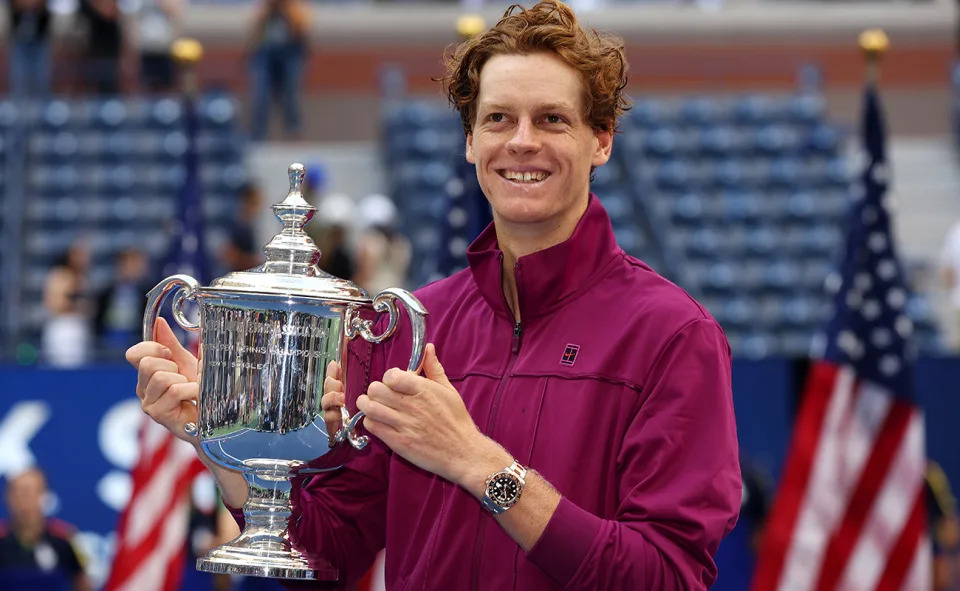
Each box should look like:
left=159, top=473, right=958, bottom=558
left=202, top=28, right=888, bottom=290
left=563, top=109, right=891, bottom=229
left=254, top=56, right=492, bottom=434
left=321, top=360, right=347, bottom=441
left=356, top=343, right=502, bottom=485
left=125, top=317, right=200, bottom=444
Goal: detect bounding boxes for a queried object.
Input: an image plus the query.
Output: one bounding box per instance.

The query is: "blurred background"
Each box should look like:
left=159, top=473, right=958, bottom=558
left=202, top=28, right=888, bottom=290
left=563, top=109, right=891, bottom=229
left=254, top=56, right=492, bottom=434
left=0, top=0, right=958, bottom=589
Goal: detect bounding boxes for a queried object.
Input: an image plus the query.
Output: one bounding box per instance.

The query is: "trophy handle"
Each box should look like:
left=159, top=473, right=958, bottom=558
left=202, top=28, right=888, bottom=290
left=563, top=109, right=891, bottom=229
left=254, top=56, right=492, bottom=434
left=340, top=288, right=428, bottom=450
left=143, top=274, right=201, bottom=437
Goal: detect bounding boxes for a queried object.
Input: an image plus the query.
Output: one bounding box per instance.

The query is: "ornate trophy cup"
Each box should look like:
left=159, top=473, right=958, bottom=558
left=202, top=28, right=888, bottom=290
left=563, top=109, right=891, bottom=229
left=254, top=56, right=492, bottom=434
left=142, top=163, right=427, bottom=580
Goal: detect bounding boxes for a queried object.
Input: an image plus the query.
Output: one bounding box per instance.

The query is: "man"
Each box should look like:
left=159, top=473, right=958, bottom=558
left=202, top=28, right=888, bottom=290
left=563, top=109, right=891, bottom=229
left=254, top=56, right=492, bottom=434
left=0, top=468, right=91, bottom=591
left=127, top=2, right=741, bottom=588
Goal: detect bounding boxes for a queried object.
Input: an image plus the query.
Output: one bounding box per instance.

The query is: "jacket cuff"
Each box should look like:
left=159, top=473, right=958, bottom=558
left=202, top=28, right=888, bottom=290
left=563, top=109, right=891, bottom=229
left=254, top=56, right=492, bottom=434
left=223, top=500, right=245, bottom=530
left=526, top=496, right=601, bottom=586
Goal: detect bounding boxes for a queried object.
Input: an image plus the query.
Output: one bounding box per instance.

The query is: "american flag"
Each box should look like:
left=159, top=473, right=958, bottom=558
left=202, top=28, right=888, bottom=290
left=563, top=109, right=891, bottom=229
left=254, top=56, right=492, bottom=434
left=104, top=96, right=208, bottom=591
left=750, top=85, right=930, bottom=590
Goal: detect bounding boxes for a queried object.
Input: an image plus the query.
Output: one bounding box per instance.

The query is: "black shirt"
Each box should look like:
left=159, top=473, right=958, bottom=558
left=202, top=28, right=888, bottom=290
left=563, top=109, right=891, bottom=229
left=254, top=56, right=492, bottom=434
left=0, top=520, right=84, bottom=591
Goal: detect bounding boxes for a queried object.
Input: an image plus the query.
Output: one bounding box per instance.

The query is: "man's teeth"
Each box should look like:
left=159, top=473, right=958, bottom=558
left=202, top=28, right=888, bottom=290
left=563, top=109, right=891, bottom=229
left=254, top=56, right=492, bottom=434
left=503, top=171, right=547, bottom=183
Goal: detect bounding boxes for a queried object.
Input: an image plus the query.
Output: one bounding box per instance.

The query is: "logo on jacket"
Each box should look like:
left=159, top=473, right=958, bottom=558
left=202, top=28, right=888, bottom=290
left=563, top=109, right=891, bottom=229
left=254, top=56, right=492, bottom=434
left=560, top=344, right=580, bottom=366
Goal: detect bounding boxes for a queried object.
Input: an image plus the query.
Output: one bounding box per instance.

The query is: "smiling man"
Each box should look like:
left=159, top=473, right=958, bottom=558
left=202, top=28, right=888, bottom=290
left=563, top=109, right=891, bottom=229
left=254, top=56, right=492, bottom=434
left=127, top=1, right=741, bottom=589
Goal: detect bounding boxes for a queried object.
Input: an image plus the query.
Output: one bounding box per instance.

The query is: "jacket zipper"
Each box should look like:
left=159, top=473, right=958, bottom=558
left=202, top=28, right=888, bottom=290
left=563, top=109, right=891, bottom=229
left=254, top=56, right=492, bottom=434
left=471, top=260, right=524, bottom=591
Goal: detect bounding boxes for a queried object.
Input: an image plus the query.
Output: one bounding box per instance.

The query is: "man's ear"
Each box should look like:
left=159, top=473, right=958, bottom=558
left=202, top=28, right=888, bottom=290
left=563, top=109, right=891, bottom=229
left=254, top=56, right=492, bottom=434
left=465, top=133, right=475, bottom=164
left=592, top=129, right=613, bottom=167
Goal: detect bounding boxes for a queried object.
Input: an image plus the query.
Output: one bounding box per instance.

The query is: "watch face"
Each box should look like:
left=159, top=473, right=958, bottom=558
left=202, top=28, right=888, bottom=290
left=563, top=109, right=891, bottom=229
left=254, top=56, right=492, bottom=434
left=489, top=474, right=520, bottom=505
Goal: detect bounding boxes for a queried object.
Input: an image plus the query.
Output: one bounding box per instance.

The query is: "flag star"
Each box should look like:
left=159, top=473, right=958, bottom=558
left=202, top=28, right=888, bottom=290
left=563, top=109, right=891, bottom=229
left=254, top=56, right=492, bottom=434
left=879, top=354, right=901, bottom=376
left=886, top=288, right=906, bottom=310
left=448, top=237, right=468, bottom=257
left=877, top=259, right=897, bottom=280
left=846, top=290, right=863, bottom=309
left=861, top=300, right=881, bottom=321
left=851, top=182, right=866, bottom=202
left=854, top=273, right=872, bottom=292
left=895, top=315, right=913, bottom=338
left=871, top=327, right=892, bottom=348
left=838, top=330, right=864, bottom=359
left=868, top=232, right=887, bottom=253
left=445, top=177, right=464, bottom=197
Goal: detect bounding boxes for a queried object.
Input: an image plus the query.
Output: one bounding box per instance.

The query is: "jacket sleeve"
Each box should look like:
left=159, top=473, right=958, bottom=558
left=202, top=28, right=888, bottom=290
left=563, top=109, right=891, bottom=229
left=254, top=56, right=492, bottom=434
left=526, top=318, right=742, bottom=590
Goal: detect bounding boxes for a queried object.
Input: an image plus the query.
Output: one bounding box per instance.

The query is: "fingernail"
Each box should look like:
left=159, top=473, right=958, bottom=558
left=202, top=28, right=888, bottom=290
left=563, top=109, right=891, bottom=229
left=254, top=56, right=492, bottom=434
left=162, top=348, right=172, bottom=359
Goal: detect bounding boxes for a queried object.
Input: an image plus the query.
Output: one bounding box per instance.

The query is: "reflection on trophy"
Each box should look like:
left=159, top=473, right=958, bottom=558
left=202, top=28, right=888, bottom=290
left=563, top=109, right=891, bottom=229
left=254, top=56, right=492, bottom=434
left=142, top=163, right=427, bottom=580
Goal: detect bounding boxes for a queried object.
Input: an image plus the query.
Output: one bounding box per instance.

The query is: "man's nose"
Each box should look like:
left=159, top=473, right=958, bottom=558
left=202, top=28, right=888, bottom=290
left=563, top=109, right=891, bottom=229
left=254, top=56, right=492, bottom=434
left=506, top=119, right=541, bottom=154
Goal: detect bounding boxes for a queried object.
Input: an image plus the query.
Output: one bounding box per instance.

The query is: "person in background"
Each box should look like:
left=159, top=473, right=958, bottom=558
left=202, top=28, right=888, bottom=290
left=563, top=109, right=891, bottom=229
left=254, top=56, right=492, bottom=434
left=0, top=468, right=91, bottom=591
left=7, top=0, right=52, bottom=99
left=247, top=0, right=309, bottom=141
left=928, top=461, right=960, bottom=590
left=353, top=193, right=410, bottom=294
left=133, top=0, right=180, bottom=93
left=93, top=248, right=151, bottom=359
left=940, top=219, right=960, bottom=351
left=42, top=241, right=93, bottom=368
left=221, top=182, right=266, bottom=272
left=312, top=192, right=357, bottom=281
left=78, top=0, right=126, bottom=94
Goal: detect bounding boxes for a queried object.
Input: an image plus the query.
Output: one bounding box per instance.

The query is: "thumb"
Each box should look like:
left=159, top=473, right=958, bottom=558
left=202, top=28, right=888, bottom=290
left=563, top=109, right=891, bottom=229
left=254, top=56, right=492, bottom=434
left=154, top=317, right=199, bottom=382
left=422, top=343, right=451, bottom=388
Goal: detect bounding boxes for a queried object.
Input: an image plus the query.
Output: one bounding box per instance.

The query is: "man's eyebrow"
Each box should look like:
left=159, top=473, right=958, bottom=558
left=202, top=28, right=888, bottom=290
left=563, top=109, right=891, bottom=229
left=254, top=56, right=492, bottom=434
left=477, top=101, right=578, bottom=112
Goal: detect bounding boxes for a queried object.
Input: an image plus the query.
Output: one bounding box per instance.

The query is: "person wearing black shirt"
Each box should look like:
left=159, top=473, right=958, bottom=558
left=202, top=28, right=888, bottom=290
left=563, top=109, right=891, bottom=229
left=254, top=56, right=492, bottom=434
left=7, top=0, right=52, bottom=98
left=0, top=468, right=90, bottom=591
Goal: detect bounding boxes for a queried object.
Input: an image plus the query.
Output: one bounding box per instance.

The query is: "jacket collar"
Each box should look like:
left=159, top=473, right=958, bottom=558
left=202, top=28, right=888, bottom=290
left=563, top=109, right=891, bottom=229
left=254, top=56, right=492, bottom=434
left=466, top=194, right=622, bottom=321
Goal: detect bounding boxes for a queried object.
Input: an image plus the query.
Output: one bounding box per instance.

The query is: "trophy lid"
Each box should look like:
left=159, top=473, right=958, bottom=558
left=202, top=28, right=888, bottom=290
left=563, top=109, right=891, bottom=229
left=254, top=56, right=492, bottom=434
left=207, top=163, right=370, bottom=302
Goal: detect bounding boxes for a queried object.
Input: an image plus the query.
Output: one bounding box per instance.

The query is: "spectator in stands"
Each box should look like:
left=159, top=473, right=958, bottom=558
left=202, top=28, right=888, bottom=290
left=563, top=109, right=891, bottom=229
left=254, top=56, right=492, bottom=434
left=927, top=461, right=960, bottom=591
left=42, top=241, right=93, bottom=368
left=7, top=0, right=53, bottom=99
left=133, top=0, right=180, bottom=93
left=353, top=193, right=410, bottom=294
left=127, top=2, right=740, bottom=588
left=0, top=467, right=91, bottom=591
left=939, top=220, right=960, bottom=350
left=312, top=192, right=357, bottom=282
left=220, top=182, right=265, bottom=272
left=78, top=0, right=126, bottom=94
left=247, top=0, right=310, bottom=141
left=93, top=249, right=151, bottom=359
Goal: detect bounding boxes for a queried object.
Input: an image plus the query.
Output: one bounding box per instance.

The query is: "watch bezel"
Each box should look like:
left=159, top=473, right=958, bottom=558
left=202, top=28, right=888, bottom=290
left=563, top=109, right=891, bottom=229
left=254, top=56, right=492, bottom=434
left=485, top=471, right=522, bottom=509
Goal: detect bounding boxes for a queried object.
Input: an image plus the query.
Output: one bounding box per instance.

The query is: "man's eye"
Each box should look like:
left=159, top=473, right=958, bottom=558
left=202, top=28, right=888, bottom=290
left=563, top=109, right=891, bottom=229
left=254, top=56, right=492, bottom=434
left=545, top=114, right=563, bottom=124
left=486, top=113, right=506, bottom=123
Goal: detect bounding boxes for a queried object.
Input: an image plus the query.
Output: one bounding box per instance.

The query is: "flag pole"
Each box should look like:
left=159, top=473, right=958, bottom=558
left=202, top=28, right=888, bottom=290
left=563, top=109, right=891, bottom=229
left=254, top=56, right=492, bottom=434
left=859, top=29, right=889, bottom=88
left=172, top=38, right=204, bottom=100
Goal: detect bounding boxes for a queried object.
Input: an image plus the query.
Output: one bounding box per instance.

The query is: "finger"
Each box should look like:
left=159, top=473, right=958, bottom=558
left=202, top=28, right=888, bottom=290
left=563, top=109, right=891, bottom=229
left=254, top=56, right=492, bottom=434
left=356, top=394, right=405, bottom=429
left=326, top=360, right=341, bottom=381
left=360, top=415, right=401, bottom=443
left=320, top=391, right=346, bottom=411
left=126, top=341, right=172, bottom=369
left=323, top=375, right=343, bottom=396
left=366, top=380, right=407, bottom=411
left=143, top=383, right=199, bottom=429
left=421, top=344, right=452, bottom=388
left=381, top=367, right=429, bottom=396
left=136, top=357, right=181, bottom=400
left=154, top=318, right=199, bottom=382
left=142, top=370, right=189, bottom=407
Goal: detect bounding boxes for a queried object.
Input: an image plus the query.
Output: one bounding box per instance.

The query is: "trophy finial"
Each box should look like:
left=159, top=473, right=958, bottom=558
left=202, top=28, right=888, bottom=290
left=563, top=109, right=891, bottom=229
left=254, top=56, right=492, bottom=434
left=288, top=163, right=305, bottom=194
left=859, top=29, right=889, bottom=60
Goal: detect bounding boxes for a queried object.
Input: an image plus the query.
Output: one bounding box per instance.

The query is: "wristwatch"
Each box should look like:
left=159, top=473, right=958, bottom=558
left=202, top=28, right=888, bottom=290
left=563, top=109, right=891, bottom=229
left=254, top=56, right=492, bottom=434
left=482, top=460, right=527, bottom=514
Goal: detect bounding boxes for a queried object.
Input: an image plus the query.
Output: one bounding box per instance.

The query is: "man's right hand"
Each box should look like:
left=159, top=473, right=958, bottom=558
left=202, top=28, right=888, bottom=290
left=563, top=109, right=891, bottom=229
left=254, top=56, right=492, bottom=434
left=125, top=317, right=200, bottom=445
left=322, top=360, right=347, bottom=442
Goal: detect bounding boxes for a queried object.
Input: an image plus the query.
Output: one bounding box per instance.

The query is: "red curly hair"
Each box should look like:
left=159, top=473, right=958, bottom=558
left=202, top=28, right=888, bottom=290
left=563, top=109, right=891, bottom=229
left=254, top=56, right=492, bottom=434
left=441, top=0, right=630, bottom=136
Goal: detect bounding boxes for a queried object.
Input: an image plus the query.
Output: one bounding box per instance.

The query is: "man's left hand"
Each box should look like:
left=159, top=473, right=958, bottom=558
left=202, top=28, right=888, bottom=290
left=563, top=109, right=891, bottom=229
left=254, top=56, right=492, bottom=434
left=357, top=343, right=505, bottom=485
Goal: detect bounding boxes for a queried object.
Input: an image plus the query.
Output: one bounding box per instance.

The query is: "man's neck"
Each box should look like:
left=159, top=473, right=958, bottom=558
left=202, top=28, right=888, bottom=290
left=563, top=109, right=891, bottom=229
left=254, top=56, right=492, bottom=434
left=12, top=521, right=44, bottom=546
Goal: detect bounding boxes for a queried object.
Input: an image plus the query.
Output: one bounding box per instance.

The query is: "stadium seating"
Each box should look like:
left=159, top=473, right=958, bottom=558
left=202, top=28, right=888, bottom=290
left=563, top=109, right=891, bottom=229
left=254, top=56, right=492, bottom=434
left=1, top=95, right=245, bottom=358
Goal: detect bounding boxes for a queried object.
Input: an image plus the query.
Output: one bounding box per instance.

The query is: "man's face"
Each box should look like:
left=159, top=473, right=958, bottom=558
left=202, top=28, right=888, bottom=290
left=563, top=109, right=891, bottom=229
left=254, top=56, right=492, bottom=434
left=5, top=470, right=46, bottom=528
left=466, top=52, right=612, bottom=233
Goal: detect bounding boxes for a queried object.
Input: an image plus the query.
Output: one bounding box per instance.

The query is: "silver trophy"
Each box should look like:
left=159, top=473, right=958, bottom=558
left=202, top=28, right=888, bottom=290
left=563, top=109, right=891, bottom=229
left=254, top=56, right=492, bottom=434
left=142, top=163, right=427, bottom=580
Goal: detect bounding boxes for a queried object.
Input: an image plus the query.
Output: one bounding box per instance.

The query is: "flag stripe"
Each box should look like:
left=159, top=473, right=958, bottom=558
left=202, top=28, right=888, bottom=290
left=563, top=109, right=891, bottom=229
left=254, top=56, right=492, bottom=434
left=750, top=362, right=841, bottom=591
left=838, top=410, right=925, bottom=590
left=776, top=365, right=859, bottom=591
left=813, top=398, right=914, bottom=590
left=873, top=483, right=926, bottom=591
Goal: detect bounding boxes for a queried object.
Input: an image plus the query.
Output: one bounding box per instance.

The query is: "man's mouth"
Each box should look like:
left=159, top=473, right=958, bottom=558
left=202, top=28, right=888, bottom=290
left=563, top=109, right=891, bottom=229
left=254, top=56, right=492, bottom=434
left=498, top=170, right=550, bottom=184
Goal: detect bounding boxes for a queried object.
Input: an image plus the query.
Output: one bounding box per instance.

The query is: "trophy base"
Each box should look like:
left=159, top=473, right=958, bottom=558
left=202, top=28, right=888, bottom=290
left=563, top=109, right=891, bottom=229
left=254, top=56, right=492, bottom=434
left=196, top=544, right=338, bottom=580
